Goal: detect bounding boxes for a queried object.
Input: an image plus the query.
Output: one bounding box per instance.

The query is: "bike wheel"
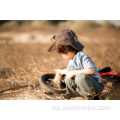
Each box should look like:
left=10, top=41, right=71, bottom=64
left=39, top=73, right=66, bottom=94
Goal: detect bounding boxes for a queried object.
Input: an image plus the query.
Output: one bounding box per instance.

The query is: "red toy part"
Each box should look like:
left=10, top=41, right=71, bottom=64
left=100, top=72, right=120, bottom=77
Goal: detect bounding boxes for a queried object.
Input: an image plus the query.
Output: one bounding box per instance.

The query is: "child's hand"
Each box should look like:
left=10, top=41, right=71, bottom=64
left=54, top=69, right=66, bottom=75
left=66, top=71, right=76, bottom=79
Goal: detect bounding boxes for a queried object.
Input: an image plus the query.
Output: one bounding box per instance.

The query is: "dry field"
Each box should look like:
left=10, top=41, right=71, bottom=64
left=0, top=27, right=120, bottom=100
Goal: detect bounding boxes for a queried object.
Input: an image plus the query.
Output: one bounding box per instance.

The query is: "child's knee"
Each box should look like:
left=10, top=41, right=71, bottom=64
left=75, top=73, right=86, bottom=84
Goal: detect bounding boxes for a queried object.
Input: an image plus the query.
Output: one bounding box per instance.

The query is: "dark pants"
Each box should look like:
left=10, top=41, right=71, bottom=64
left=65, top=73, right=104, bottom=97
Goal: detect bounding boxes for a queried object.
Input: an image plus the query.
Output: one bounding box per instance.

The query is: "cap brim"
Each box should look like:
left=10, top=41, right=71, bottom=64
left=71, top=42, right=84, bottom=51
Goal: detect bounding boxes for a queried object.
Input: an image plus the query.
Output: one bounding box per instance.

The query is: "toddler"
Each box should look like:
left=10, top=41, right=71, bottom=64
left=48, top=29, right=104, bottom=100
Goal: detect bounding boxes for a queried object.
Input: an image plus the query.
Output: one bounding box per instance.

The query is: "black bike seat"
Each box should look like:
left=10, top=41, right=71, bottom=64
left=98, top=67, right=111, bottom=73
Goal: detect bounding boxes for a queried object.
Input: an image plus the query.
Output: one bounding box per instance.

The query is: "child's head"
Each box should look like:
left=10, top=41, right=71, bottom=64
left=48, top=42, right=79, bottom=60
left=48, top=29, right=84, bottom=60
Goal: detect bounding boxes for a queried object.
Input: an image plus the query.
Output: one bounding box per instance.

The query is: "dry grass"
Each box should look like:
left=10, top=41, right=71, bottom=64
left=0, top=27, right=120, bottom=100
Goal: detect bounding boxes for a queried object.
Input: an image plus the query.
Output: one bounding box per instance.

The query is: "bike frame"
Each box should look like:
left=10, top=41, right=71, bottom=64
left=100, top=72, right=120, bottom=77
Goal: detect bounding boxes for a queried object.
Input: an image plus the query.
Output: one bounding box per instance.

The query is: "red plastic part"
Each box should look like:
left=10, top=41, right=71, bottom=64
left=100, top=72, right=120, bottom=77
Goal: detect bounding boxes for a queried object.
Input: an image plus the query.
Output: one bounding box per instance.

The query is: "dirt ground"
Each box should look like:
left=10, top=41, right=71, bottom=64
left=0, top=27, right=120, bottom=100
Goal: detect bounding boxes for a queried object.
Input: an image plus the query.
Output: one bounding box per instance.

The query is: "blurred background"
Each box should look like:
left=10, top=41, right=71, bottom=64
left=0, top=20, right=120, bottom=44
left=0, top=20, right=120, bottom=28
left=0, top=20, right=120, bottom=100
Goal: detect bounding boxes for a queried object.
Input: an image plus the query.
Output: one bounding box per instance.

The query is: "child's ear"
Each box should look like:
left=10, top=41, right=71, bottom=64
left=67, top=52, right=73, bottom=55
left=66, top=52, right=70, bottom=54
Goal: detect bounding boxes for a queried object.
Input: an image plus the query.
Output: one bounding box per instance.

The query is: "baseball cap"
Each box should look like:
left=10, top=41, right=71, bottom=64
left=52, top=29, right=84, bottom=51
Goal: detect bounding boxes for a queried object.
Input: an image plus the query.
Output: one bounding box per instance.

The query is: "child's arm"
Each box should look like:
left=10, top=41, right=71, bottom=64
left=66, top=67, right=95, bottom=79
left=54, top=69, right=67, bottom=75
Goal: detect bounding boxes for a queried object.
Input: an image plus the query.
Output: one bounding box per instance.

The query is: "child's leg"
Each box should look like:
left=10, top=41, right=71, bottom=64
left=64, top=77, right=76, bottom=94
left=75, top=73, right=104, bottom=97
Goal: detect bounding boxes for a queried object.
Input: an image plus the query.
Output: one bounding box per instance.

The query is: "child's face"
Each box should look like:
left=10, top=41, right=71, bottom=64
left=62, top=52, right=75, bottom=60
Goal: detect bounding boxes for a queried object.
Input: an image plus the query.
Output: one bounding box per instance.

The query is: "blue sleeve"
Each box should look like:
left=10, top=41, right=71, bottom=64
left=81, top=55, right=96, bottom=69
